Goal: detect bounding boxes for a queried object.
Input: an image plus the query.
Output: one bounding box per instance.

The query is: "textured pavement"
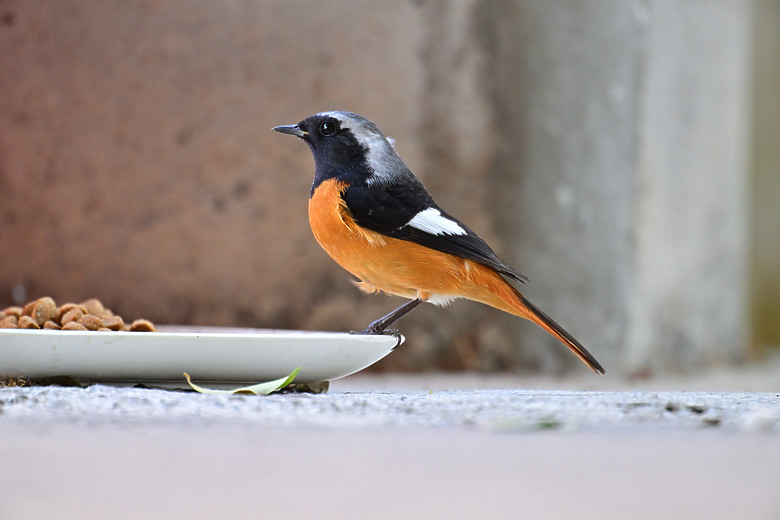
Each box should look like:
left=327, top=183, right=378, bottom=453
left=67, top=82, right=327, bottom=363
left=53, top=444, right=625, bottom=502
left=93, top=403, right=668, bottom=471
left=1, top=384, right=779, bottom=433
left=1, top=366, right=779, bottom=520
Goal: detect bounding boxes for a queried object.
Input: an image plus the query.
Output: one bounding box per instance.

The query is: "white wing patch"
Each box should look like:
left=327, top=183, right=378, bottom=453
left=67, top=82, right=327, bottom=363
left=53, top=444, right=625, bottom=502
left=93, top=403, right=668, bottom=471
left=407, top=208, right=467, bottom=236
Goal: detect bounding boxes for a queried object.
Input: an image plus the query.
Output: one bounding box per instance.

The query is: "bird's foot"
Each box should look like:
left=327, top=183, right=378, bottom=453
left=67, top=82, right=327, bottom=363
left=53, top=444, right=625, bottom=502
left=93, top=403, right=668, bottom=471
left=350, top=327, right=399, bottom=336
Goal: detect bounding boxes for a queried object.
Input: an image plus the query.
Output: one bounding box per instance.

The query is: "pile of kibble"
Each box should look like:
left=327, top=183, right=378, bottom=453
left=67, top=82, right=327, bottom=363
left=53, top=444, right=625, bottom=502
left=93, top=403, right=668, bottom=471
left=0, top=297, right=155, bottom=332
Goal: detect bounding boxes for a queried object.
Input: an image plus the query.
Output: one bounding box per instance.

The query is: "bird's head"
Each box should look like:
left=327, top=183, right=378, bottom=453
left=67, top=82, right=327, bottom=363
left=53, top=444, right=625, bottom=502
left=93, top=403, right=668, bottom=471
left=273, top=111, right=412, bottom=189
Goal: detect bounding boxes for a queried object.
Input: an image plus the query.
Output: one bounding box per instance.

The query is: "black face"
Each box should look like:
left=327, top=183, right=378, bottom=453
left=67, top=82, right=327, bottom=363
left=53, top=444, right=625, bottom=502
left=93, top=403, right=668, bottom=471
left=296, top=115, right=373, bottom=191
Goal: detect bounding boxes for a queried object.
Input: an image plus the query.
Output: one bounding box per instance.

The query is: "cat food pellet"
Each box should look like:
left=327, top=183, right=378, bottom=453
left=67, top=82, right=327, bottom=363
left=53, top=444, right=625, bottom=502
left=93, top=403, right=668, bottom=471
left=77, top=314, right=104, bottom=331
left=17, top=316, right=40, bottom=329
left=62, top=321, right=88, bottom=331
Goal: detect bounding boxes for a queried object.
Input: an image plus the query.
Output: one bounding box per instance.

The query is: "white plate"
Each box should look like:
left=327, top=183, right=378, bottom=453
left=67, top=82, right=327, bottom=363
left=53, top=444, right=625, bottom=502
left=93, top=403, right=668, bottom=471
left=0, top=326, right=402, bottom=386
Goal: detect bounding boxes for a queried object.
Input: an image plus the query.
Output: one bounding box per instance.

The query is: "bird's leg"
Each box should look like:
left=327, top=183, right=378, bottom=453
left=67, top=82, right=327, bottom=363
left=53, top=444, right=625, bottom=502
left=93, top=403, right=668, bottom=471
left=361, top=298, right=423, bottom=335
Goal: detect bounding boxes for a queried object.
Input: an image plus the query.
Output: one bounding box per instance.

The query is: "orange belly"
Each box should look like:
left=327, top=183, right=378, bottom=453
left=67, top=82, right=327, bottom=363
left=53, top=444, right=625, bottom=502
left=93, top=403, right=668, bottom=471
left=308, top=178, right=521, bottom=311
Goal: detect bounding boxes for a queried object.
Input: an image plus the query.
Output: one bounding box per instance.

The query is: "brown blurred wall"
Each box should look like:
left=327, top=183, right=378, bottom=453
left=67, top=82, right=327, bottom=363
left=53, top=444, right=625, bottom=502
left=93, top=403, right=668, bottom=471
left=0, top=1, right=503, bottom=372
left=0, top=1, right=755, bottom=374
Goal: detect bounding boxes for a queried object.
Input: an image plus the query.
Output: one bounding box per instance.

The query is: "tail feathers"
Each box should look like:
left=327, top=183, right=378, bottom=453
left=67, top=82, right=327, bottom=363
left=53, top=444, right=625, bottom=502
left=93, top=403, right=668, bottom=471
left=517, top=295, right=605, bottom=374
left=465, top=264, right=605, bottom=373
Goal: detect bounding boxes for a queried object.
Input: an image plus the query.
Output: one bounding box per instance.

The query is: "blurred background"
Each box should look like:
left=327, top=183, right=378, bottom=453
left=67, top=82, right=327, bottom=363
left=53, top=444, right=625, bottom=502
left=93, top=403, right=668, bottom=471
left=0, top=0, right=777, bottom=376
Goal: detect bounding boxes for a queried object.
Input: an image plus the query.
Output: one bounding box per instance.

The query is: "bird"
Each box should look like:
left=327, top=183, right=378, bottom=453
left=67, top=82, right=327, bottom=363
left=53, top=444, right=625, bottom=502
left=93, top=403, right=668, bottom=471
left=273, top=111, right=604, bottom=374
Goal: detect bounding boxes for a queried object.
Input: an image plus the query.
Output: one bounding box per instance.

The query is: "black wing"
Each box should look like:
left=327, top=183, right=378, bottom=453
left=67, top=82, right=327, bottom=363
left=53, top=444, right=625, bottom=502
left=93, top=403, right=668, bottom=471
left=342, top=183, right=528, bottom=284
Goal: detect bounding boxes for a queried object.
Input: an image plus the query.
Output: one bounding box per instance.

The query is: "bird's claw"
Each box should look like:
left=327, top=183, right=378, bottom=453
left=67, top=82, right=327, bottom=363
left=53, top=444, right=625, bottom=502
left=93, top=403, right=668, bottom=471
left=350, top=327, right=400, bottom=336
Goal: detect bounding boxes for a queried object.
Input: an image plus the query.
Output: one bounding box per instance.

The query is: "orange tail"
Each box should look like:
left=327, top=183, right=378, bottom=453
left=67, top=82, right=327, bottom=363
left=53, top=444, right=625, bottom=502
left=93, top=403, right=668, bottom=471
left=468, top=267, right=605, bottom=374
left=513, top=294, right=604, bottom=374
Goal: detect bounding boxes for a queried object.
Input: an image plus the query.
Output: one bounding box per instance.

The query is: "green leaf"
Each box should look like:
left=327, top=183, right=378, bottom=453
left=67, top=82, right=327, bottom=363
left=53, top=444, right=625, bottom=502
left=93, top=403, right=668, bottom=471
left=183, top=367, right=300, bottom=396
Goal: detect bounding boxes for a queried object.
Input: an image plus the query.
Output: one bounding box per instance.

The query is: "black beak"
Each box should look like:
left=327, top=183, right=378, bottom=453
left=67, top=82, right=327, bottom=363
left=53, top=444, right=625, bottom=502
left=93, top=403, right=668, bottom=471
left=272, top=124, right=307, bottom=137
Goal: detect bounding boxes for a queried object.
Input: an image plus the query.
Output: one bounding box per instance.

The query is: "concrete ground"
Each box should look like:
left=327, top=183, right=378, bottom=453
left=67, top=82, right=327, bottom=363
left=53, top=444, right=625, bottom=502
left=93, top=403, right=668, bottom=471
left=1, top=359, right=779, bottom=520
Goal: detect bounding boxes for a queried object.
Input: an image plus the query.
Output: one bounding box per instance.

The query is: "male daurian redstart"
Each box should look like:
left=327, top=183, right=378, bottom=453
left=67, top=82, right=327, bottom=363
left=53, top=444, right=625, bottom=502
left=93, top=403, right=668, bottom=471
left=274, top=111, right=604, bottom=374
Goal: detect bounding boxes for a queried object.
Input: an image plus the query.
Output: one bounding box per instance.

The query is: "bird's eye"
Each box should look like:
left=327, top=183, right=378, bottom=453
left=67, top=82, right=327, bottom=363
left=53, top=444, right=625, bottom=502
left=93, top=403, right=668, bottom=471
left=319, top=121, right=337, bottom=136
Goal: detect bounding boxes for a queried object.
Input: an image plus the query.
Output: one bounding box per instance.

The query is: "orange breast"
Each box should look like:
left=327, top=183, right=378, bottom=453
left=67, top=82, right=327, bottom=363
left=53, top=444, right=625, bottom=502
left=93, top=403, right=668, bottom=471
left=308, top=178, right=523, bottom=312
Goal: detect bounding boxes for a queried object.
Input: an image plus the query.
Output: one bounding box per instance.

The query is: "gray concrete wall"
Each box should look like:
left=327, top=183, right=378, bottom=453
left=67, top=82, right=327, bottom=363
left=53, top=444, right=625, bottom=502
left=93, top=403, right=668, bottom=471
left=0, top=1, right=755, bottom=374
left=482, top=1, right=645, bottom=372
left=479, top=1, right=751, bottom=374
left=628, top=2, right=751, bottom=371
